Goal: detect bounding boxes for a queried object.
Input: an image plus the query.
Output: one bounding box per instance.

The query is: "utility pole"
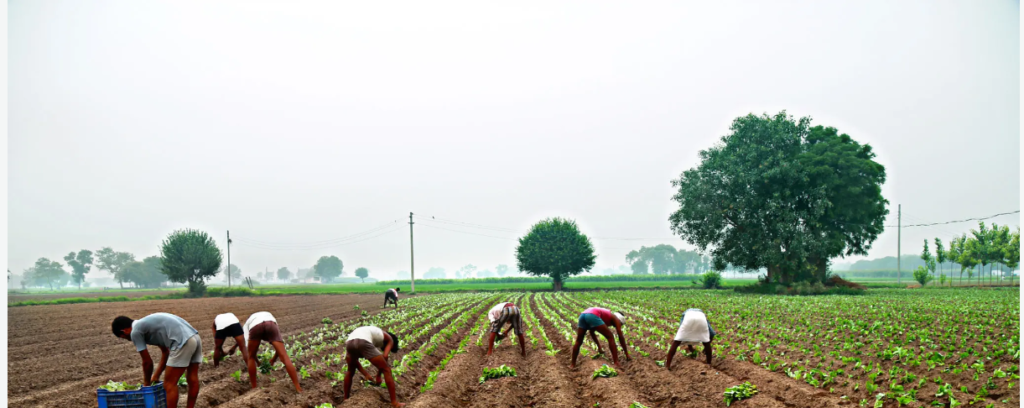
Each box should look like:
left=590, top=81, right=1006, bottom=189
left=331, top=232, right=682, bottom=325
left=897, top=205, right=901, bottom=285
left=409, top=212, right=415, bottom=294
left=227, top=230, right=232, bottom=288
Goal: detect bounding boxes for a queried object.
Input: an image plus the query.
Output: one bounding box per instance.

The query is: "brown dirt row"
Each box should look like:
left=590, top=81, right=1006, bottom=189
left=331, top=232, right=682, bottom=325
left=409, top=293, right=584, bottom=408
left=205, top=294, right=492, bottom=408
left=542, top=293, right=844, bottom=408
left=7, top=294, right=388, bottom=407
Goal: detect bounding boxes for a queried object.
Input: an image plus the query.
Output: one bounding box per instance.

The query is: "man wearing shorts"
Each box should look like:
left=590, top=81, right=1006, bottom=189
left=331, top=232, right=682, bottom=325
left=665, top=308, right=716, bottom=368
left=343, top=326, right=404, bottom=408
left=112, top=313, right=202, bottom=408
left=570, top=307, right=630, bottom=369
left=485, top=302, right=526, bottom=357
left=211, top=312, right=249, bottom=368
left=242, top=311, right=302, bottom=392
left=383, top=287, right=400, bottom=308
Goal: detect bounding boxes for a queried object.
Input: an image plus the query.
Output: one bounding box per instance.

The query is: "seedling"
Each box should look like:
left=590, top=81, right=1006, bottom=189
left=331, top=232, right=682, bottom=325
left=479, top=365, right=517, bottom=384
left=592, top=365, right=618, bottom=379
left=723, top=382, right=758, bottom=406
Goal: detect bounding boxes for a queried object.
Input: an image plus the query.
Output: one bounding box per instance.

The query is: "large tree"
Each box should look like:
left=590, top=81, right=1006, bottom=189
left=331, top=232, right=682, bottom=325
left=32, top=258, right=68, bottom=290
left=63, top=250, right=94, bottom=289
left=313, top=256, right=343, bottom=283
left=160, top=228, right=223, bottom=295
left=95, top=247, right=137, bottom=288
left=495, top=264, right=509, bottom=277
left=456, top=264, right=477, bottom=279
left=122, top=256, right=168, bottom=288
left=515, top=217, right=595, bottom=291
left=355, top=267, right=369, bottom=283
left=669, top=111, right=887, bottom=284
left=277, top=267, right=291, bottom=281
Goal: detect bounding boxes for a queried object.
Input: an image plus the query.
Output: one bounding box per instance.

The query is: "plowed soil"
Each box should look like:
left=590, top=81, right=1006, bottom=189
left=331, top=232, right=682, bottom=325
left=9, top=292, right=857, bottom=408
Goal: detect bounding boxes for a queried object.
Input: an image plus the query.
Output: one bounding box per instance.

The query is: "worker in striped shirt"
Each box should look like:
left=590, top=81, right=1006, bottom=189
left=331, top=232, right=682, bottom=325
left=485, top=302, right=526, bottom=357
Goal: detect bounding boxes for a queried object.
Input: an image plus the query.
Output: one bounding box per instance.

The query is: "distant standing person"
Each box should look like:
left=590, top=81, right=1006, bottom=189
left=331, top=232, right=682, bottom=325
left=211, top=313, right=249, bottom=368
left=111, top=313, right=202, bottom=408
left=342, top=326, right=404, bottom=408
left=485, top=302, right=526, bottom=357
left=665, top=308, right=716, bottom=368
left=383, top=287, right=400, bottom=308
left=242, top=311, right=302, bottom=393
left=570, top=307, right=630, bottom=369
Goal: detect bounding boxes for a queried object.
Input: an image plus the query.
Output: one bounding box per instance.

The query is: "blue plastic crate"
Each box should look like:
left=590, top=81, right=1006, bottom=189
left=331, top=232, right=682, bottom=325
left=97, top=382, right=167, bottom=408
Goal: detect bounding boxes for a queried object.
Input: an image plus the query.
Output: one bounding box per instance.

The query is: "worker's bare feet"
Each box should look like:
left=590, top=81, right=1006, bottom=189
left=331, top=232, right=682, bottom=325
left=391, top=402, right=406, bottom=408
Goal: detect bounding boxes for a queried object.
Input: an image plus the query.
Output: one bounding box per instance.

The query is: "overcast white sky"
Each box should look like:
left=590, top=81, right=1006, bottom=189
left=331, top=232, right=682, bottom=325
left=9, top=1, right=1020, bottom=280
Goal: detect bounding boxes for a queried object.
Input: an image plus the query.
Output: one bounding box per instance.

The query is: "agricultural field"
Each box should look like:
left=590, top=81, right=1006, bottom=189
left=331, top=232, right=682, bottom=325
left=7, top=288, right=1018, bottom=407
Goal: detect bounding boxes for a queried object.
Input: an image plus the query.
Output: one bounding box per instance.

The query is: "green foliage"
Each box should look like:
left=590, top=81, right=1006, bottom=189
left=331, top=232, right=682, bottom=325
left=629, top=403, right=649, bottom=408
left=276, top=267, right=291, bottom=281
left=64, top=250, right=93, bottom=288
left=321, top=317, right=333, bottom=325
left=231, top=370, right=243, bottom=382
left=515, top=217, right=596, bottom=290
left=723, top=382, right=759, bottom=406
left=121, top=256, right=168, bottom=288
left=314, top=404, right=334, bottom=408
left=95, top=247, right=138, bottom=288
left=354, top=267, right=369, bottom=282
left=699, top=271, right=723, bottom=289
left=205, top=287, right=255, bottom=297
left=669, top=111, right=887, bottom=284
left=313, top=256, right=344, bottom=283
left=30, top=258, right=70, bottom=290
left=479, top=365, right=517, bottom=384
left=99, top=381, right=142, bottom=392
left=913, top=267, right=932, bottom=286
left=159, top=229, right=223, bottom=295
left=592, top=364, right=618, bottom=379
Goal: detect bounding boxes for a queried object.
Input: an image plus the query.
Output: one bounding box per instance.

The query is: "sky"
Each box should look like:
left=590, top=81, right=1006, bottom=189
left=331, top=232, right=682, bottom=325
left=8, top=1, right=1020, bottom=281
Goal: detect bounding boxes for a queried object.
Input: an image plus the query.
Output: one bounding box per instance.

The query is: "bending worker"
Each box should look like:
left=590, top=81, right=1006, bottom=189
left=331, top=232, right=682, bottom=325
left=570, top=307, right=630, bottom=369
left=665, top=307, right=717, bottom=369
left=485, top=301, right=526, bottom=357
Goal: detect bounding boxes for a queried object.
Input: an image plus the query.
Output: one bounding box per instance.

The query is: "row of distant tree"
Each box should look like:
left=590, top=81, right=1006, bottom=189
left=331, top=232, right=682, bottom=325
left=916, top=222, right=1019, bottom=286
left=15, top=241, right=375, bottom=290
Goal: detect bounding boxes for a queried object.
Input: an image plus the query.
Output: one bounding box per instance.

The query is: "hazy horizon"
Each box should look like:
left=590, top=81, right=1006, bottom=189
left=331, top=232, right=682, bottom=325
left=9, top=1, right=1020, bottom=283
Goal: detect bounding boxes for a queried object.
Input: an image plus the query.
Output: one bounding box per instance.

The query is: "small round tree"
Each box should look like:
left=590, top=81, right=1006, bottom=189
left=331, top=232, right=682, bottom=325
left=515, top=217, right=596, bottom=291
left=355, top=267, right=369, bottom=283
left=160, top=228, right=223, bottom=296
left=314, top=255, right=344, bottom=283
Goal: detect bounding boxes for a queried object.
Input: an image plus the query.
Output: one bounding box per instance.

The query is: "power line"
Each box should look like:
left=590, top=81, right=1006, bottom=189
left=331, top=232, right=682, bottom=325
left=887, top=210, right=1019, bottom=229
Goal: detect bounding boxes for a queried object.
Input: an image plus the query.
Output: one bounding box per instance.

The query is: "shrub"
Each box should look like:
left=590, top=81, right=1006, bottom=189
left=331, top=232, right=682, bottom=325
left=206, top=287, right=255, bottom=297
left=699, top=271, right=723, bottom=289
left=913, top=266, right=932, bottom=286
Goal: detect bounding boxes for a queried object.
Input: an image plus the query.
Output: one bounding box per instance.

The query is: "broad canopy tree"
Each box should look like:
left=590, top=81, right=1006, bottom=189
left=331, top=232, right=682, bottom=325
left=355, top=267, right=369, bottom=282
left=222, top=264, right=242, bottom=283
left=314, top=255, right=343, bottom=283
left=515, top=217, right=596, bottom=291
left=277, top=267, right=291, bottom=281
left=160, top=228, right=223, bottom=295
left=95, top=247, right=137, bottom=289
left=669, top=111, right=888, bottom=285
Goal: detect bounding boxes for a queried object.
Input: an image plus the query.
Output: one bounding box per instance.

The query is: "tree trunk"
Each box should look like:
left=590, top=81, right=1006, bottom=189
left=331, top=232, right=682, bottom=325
left=553, top=280, right=563, bottom=291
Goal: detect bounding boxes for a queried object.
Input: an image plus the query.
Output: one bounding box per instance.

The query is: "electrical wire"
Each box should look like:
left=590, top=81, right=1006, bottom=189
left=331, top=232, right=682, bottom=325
left=889, top=210, right=1019, bottom=229
left=417, top=214, right=680, bottom=241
